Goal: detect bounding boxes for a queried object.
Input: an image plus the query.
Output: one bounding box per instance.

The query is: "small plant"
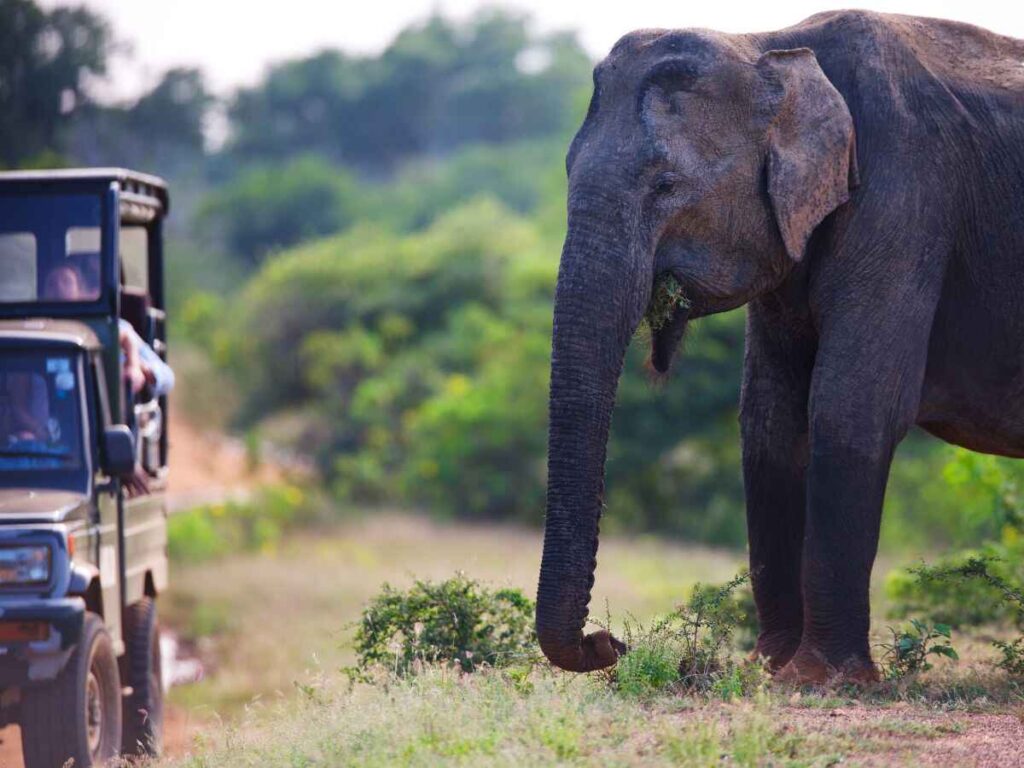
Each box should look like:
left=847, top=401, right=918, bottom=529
left=348, top=573, right=536, bottom=678
left=644, top=273, right=691, bottom=332
left=878, top=619, right=958, bottom=680
left=611, top=570, right=755, bottom=696
left=610, top=622, right=684, bottom=700
left=992, top=637, right=1024, bottom=677
left=676, top=571, right=751, bottom=687
left=892, top=555, right=1024, bottom=678
left=887, top=554, right=1024, bottom=630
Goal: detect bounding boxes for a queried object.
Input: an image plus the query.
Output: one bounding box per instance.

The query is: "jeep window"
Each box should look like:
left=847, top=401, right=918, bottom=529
left=0, top=193, right=103, bottom=304
left=120, top=226, right=148, bottom=291
left=0, top=350, right=86, bottom=491
left=0, top=233, right=37, bottom=301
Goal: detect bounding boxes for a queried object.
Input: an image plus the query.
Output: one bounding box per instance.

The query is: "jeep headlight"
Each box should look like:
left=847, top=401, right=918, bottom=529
left=0, top=546, right=51, bottom=586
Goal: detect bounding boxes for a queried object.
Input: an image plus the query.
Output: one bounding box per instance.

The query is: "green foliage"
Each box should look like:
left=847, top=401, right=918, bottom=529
left=612, top=571, right=760, bottom=697
left=223, top=10, right=591, bottom=173
left=878, top=619, right=958, bottom=681
left=992, top=637, right=1024, bottom=677
left=887, top=550, right=1024, bottom=630
left=886, top=555, right=1024, bottom=678
left=643, top=273, right=690, bottom=332
left=199, top=156, right=361, bottom=265
left=614, top=623, right=682, bottom=698
left=348, top=574, right=537, bottom=676
left=885, top=446, right=1024, bottom=626
left=168, top=484, right=313, bottom=563
left=674, top=572, right=753, bottom=686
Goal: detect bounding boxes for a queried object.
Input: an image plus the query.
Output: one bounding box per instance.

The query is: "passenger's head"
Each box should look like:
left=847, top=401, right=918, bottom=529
left=43, top=264, right=85, bottom=301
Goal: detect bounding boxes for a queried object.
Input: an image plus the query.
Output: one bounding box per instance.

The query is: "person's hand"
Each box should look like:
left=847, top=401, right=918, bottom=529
left=123, top=465, right=150, bottom=497
left=125, top=362, right=146, bottom=394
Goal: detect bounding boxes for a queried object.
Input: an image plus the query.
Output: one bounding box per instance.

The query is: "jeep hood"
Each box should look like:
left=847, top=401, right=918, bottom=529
left=0, top=489, right=90, bottom=523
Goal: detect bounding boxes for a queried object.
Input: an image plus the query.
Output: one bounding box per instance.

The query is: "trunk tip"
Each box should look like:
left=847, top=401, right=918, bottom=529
left=538, top=628, right=626, bottom=673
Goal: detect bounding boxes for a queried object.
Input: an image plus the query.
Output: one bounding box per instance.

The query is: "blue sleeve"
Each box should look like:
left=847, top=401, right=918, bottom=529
left=121, top=319, right=175, bottom=397
left=138, top=343, right=175, bottom=397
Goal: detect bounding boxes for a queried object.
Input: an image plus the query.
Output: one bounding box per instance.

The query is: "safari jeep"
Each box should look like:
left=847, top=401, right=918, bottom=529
left=0, top=169, right=170, bottom=766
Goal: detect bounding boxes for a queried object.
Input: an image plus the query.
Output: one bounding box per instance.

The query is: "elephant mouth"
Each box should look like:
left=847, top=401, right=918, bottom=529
left=646, top=272, right=692, bottom=374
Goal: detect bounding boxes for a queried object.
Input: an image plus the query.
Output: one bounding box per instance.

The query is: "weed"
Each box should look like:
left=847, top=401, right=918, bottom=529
left=992, top=637, right=1024, bottom=676
left=894, top=555, right=1024, bottom=678
left=614, top=630, right=680, bottom=697
left=675, top=571, right=752, bottom=687
left=878, top=619, right=959, bottom=680
left=348, top=573, right=536, bottom=677
left=611, top=570, right=760, bottom=696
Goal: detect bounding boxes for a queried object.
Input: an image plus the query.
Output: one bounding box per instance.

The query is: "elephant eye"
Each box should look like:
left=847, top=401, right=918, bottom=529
left=653, top=173, right=678, bottom=196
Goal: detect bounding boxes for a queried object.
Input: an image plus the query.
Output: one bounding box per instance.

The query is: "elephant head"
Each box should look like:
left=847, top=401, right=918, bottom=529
left=536, top=31, right=859, bottom=672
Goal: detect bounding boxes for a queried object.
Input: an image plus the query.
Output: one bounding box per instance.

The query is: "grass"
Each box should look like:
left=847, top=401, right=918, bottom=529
left=163, top=664, right=1021, bottom=768
left=157, top=512, right=1024, bottom=766
left=162, top=513, right=744, bottom=714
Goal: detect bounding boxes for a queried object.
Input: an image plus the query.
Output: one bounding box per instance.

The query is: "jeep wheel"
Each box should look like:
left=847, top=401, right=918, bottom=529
left=122, top=597, right=164, bottom=757
left=21, top=612, right=122, bottom=767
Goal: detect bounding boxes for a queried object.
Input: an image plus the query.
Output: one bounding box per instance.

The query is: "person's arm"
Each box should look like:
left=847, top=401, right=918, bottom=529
left=119, top=320, right=146, bottom=395
left=137, top=342, right=174, bottom=398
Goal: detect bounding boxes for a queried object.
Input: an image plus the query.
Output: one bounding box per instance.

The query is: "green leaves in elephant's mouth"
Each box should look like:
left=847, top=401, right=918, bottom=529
left=644, top=273, right=691, bottom=333
left=645, top=273, right=692, bottom=374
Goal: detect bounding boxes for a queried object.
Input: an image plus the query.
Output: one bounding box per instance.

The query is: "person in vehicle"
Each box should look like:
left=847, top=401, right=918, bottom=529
left=2, top=370, right=48, bottom=444
left=41, top=262, right=174, bottom=400
left=40, top=262, right=173, bottom=495
left=42, top=263, right=86, bottom=302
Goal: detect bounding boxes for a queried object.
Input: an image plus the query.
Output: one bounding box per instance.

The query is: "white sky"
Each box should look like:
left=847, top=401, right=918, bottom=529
left=40, top=0, right=1024, bottom=100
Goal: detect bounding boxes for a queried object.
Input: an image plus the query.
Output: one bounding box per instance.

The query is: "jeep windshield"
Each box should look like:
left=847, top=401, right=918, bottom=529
left=0, top=349, right=87, bottom=492
left=0, top=193, right=104, bottom=305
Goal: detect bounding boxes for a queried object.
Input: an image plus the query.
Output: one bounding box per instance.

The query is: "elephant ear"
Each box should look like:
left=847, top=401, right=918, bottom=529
left=757, top=48, right=859, bottom=262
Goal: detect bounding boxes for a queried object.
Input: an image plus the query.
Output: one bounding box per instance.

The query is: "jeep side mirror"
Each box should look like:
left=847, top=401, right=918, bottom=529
left=102, top=426, right=135, bottom=478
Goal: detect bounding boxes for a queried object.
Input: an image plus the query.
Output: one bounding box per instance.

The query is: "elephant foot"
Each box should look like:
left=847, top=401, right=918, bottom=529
left=753, top=629, right=802, bottom=671
left=774, top=644, right=879, bottom=686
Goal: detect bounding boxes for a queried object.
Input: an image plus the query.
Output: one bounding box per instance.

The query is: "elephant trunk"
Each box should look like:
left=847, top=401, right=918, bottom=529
left=536, top=207, right=647, bottom=672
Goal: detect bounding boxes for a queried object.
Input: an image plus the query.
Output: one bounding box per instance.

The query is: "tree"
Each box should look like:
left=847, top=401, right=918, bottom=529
left=69, top=67, right=214, bottom=171
left=222, top=10, right=591, bottom=174
left=198, top=156, right=361, bottom=266
left=0, top=0, right=112, bottom=168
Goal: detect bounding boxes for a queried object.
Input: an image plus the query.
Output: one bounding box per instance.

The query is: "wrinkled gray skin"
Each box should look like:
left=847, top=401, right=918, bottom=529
left=537, top=10, right=1024, bottom=683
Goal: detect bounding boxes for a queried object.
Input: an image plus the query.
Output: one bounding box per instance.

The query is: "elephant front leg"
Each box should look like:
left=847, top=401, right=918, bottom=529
left=742, top=428, right=808, bottom=670
left=740, top=304, right=814, bottom=670
left=780, top=347, right=925, bottom=684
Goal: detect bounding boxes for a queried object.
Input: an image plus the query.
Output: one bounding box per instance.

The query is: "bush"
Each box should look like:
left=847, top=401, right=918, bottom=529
left=168, top=483, right=312, bottom=563
left=349, top=574, right=536, bottom=677
left=614, top=627, right=681, bottom=698
left=886, top=555, right=1024, bottom=679
left=878, top=619, right=958, bottom=681
left=612, top=571, right=760, bottom=697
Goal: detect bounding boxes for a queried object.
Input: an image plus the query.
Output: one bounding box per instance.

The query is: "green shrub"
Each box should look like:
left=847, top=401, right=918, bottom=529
left=675, top=573, right=752, bottom=687
left=168, top=483, right=311, bottom=563
left=614, top=626, right=681, bottom=698
left=886, top=556, right=1024, bottom=679
left=612, top=571, right=756, bottom=697
left=349, top=574, right=536, bottom=677
left=890, top=555, right=1024, bottom=630
left=878, top=619, right=958, bottom=681
left=993, top=638, right=1024, bottom=677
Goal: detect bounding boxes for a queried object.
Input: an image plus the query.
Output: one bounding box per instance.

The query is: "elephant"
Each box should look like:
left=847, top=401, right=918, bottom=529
left=535, top=9, right=1024, bottom=684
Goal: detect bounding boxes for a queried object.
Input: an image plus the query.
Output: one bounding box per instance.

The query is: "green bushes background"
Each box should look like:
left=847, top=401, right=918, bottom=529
left=7, top=1, right=1024, bottom=557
